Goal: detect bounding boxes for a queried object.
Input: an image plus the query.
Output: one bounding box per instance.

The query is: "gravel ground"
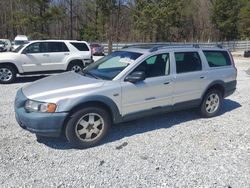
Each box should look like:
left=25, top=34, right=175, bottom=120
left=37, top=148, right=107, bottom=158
left=0, top=58, right=250, bottom=188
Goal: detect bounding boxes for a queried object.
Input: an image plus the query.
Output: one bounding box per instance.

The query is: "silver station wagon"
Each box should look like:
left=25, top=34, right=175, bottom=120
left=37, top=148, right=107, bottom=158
left=14, top=45, right=237, bottom=148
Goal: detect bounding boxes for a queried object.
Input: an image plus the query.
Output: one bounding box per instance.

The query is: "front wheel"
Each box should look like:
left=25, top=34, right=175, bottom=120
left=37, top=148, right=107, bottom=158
left=0, top=65, right=17, bottom=84
left=65, top=107, right=111, bottom=148
left=200, top=89, right=222, bottom=118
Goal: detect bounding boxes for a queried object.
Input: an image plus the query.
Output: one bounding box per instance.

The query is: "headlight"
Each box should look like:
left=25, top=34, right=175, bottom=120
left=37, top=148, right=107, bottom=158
left=25, top=100, right=57, bottom=113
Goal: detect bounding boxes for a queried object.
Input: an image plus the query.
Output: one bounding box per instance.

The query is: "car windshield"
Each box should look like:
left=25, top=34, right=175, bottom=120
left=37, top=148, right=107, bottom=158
left=91, top=44, right=101, bottom=47
left=82, top=51, right=142, bottom=80
left=13, top=44, right=25, bottom=53
left=14, top=40, right=27, bottom=45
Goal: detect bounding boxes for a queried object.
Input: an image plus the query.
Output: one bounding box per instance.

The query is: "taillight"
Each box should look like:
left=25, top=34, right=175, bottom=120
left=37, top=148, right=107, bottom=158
left=229, top=51, right=237, bottom=78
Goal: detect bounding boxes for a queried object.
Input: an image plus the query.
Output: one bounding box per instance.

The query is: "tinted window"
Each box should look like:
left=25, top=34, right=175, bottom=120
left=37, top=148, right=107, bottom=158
left=25, top=42, right=48, bottom=53
left=203, top=50, right=231, bottom=67
left=70, top=42, right=89, bottom=51
left=133, top=53, right=170, bottom=78
left=175, top=52, right=202, bottom=73
left=48, top=42, right=69, bottom=52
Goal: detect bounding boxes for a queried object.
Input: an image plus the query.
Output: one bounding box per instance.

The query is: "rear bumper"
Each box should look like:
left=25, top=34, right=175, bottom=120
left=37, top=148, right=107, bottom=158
left=224, top=80, right=237, bottom=98
left=14, top=89, right=68, bottom=137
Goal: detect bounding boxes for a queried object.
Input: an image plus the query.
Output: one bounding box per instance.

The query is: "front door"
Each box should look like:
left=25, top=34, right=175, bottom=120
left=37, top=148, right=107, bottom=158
left=121, top=53, right=174, bottom=116
left=20, top=42, right=50, bottom=72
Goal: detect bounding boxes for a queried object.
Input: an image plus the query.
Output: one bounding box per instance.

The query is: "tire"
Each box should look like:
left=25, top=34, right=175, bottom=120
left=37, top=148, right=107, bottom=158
left=0, top=65, right=17, bottom=84
left=65, top=106, right=111, bottom=149
left=67, top=61, right=84, bottom=73
left=200, top=89, right=222, bottom=118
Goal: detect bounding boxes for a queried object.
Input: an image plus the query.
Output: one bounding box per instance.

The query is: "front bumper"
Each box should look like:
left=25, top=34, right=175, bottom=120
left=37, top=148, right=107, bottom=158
left=14, top=89, right=68, bottom=137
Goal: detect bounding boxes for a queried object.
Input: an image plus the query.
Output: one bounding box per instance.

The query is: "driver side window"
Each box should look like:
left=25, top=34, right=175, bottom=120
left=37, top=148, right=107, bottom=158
left=25, top=42, right=48, bottom=54
left=25, top=43, right=41, bottom=53
left=132, top=53, right=170, bottom=78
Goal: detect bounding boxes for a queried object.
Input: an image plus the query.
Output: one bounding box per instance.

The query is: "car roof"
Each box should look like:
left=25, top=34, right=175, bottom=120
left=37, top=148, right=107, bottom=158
left=29, top=40, right=88, bottom=43
left=15, top=35, right=29, bottom=40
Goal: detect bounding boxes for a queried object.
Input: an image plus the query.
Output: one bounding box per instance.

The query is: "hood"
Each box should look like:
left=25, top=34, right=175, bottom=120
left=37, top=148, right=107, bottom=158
left=0, top=52, right=18, bottom=59
left=22, top=72, right=105, bottom=102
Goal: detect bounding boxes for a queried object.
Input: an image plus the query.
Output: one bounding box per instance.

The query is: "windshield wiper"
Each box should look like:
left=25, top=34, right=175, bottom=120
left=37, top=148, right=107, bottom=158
left=81, top=71, right=100, bottom=79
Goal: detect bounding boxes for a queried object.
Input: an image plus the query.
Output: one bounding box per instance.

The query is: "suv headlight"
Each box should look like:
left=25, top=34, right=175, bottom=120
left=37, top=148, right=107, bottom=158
left=25, top=100, right=57, bottom=113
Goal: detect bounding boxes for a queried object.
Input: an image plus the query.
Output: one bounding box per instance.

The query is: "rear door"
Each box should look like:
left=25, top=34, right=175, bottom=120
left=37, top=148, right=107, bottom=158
left=173, top=51, right=210, bottom=106
left=45, top=42, right=70, bottom=70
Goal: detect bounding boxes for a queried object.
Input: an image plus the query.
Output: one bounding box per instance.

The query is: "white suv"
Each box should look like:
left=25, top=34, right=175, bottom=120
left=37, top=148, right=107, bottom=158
left=0, top=40, right=92, bottom=84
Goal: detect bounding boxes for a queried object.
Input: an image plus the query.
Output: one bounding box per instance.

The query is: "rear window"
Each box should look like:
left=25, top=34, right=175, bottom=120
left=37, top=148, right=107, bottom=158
left=203, top=50, right=231, bottom=67
left=70, top=42, right=89, bottom=51
left=47, top=42, right=69, bottom=52
left=175, top=52, right=202, bottom=73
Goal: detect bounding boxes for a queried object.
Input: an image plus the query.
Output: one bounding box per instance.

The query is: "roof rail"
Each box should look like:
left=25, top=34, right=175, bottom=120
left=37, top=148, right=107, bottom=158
left=149, top=44, right=200, bottom=52
left=122, top=43, right=223, bottom=52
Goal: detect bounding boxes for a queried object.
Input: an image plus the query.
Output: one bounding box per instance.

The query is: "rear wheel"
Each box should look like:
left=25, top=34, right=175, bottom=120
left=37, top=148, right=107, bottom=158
left=65, top=107, right=111, bottom=148
left=200, top=89, right=222, bottom=118
left=0, top=65, right=16, bottom=84
left=67, top=61, right=84, bottom=73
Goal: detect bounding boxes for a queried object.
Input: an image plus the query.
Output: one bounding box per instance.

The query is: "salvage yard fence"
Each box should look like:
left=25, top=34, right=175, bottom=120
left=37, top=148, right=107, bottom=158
left=101, top=40, right=250, bottom=54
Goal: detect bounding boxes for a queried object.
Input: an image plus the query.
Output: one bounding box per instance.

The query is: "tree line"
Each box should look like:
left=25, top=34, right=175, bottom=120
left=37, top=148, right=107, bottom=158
left=0, top=0, right=249, bottom=44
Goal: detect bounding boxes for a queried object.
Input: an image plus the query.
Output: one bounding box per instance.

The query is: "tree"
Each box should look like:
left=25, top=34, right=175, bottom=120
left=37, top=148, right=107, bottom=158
left=211, top=0, right=242, bottom=40
left=238, top=2, right=250, bottom=39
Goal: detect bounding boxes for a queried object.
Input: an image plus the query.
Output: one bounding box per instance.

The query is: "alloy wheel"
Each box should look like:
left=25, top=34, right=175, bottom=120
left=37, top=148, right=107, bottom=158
left=205, top=93, right=220, bottom=113
left=75, top=113, right=104, bottom=142
left=0, top=68, right=13, bottom=82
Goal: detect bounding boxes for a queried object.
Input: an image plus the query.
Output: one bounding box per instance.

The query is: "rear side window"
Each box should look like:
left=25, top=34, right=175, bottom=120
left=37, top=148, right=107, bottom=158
left=175, top=52, right=202, bottom=73
left=70, top=42, right=89, bottom=51
left=48, top=42, right=69, bottom=52
left=203, top=51, right=231, bottom=67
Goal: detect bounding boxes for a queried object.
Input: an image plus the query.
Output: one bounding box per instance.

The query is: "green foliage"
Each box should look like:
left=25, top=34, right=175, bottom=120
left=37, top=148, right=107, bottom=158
left=132, top=0, right=185, bottom=42
left=238, top=2, right=250, bottom=39
left=211, top=0, right=242, bottom=40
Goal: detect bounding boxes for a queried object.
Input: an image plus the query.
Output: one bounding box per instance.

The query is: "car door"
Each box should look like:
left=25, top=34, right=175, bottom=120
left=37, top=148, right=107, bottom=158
left=45, top=42, right=70, bottom=70
left=20, top=42, right=50, bottom=72
left=121, top=53, right=174, bottom=116
left=173, top=50, right=210, bottom=105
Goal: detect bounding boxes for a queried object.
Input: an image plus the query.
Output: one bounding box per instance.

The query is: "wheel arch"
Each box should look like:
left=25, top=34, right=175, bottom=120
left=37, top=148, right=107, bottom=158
left=0, top=62, right=20, bottom=73
left=62, top=96, right=122, bottom=134
left=202, top=80, right=226, bottom=99
left=66, top=59, right=84, bottom=70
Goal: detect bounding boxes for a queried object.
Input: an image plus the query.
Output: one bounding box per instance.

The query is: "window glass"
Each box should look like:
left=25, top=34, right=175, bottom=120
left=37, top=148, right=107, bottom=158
left=70, top=42, right=89, bottom=51
left=83, top=51, right=142, bottom=80
left=175, top=52, right=202, bottom=73
left=26, top=43, right=41, bottom=53
left=48, top=42, right=69, bottom=52
left=203, top=51, right=231, bottom=67
left=133, top=53, right=170, bottom=78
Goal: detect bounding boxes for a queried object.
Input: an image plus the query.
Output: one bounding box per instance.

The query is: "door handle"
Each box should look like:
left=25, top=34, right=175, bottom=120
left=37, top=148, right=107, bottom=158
left=64, top=53, right=70, bottom=55
left=145, top=97, right=156, bottom=101
left=43, top=54, right=49, bottom=57
left=200, top=76, right=205, bottom=79
left=164, top=82, right=170, bottom=85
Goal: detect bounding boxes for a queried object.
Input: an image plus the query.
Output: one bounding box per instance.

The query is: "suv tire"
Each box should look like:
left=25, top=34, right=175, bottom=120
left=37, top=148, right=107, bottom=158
left=65, top=106, right=111, bottom=148
left=67, top=61, right=84, bottom=73
left=0, top=65, right=17, bottom=84
left=200, top=89, right=222, bottom=118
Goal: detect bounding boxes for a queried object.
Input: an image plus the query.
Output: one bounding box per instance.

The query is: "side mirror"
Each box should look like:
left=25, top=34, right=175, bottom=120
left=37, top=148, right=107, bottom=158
left=125, top=71, right=146, bottom=83
left=21, top=49, right=27, bottom=54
